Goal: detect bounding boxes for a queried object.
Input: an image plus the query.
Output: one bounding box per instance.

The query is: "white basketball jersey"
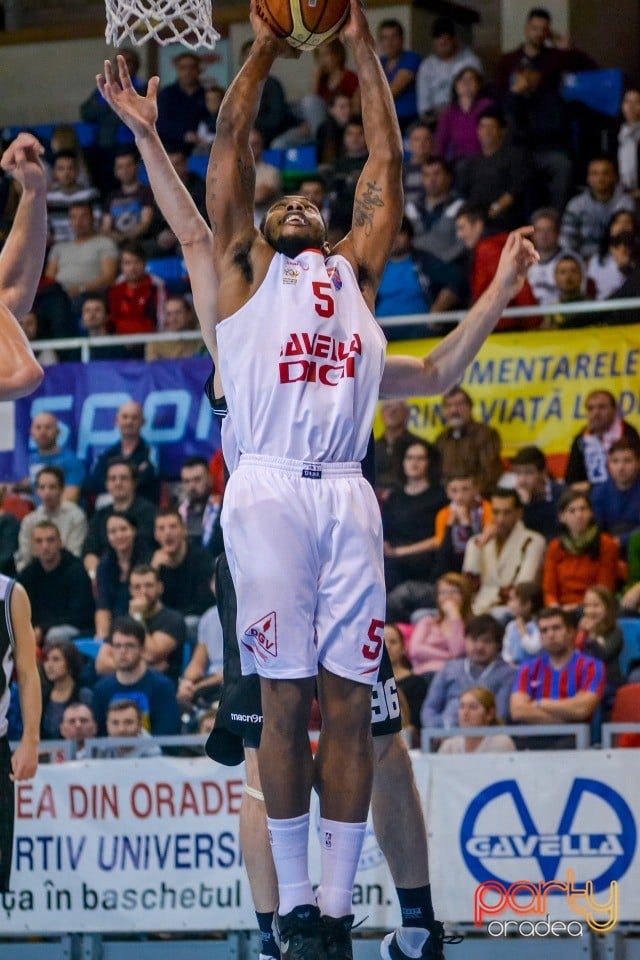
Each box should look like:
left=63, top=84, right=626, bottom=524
left=216, top=250, right=386, bottom=463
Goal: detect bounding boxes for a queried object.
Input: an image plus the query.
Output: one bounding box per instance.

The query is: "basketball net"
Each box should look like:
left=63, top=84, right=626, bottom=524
left=105, top=0, right=220, bottom=49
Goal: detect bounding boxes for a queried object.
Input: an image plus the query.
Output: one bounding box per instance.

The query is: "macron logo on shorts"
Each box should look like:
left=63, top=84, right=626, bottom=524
left=244, top=612, right=278, bottom=658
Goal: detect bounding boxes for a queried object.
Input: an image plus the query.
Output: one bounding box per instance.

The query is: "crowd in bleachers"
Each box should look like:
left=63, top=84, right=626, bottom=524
left=3, top=5, right=640, bottom=757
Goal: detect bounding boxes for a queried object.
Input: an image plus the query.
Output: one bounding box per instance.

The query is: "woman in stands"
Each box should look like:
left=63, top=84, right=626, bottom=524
left=587, top=209, right=638, bottom=299
left=41, top=639, right=93, bottom=739
left=407, top=573, right=471, bottom=685
left=576, top=585, right=624, bottom=715
left=383, top=623, right=427, bottom=741
left=543, top=489, right=619, bottom=610
left=438, top=685, right=516, bottom=753
left=94, top=512, right=151, bottom=640
left=435, top=67, right=494, bottom=166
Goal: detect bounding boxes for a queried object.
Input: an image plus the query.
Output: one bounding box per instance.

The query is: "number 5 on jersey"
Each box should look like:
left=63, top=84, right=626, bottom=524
left=313, top=281, right=335, bottom=318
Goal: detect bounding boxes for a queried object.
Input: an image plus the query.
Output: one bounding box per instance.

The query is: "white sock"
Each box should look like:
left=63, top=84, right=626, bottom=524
left=317, top=817, right=367, bottom=918
left=267, top=813, right=316, bottom=916
left=395, top=927, right=430, bottom=956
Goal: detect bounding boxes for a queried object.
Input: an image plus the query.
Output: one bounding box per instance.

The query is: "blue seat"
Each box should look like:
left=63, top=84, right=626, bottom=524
left=146, top=257, right=186, bottom=282
left=75, top=638, right=102, bottom=660
left=73, top=121, right=97, bottom=147
left=562, top=69, right=624, bottom=117
left=618, top=618, right=640, bottom=677
left=284, top=145, right=317, bottom=172
left=263, top=147, right=285, bottom=169
left=188, top=154, right=209, bottom=179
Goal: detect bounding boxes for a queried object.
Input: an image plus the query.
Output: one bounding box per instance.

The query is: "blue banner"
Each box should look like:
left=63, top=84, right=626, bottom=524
left=0, top=358, right=220, bottom=482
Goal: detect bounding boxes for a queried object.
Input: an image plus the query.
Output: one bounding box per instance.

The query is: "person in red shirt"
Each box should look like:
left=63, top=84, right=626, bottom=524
left=108, top=240, right=166, bottom=339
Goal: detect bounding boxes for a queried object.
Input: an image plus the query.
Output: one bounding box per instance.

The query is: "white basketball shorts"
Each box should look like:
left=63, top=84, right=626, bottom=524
left=221, top=454, right=385, bottom=685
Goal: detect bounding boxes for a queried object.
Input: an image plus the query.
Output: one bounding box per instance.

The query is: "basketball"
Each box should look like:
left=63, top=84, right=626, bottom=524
left=255, top=0, right=350, bottom=51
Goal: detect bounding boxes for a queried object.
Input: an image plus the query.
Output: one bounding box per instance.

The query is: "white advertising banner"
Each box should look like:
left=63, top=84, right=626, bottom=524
left=426, top=750, right=640, bottom=931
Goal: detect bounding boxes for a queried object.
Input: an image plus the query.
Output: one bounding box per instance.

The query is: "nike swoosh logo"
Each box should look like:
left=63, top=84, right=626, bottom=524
left=280, top=938, right=289, bottom=954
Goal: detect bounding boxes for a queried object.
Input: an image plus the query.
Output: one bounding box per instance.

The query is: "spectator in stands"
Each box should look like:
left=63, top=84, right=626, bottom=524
left=560, top=157, right=634, bottom=260
left=527, top=207, right=567, bottom=304
left=620, top=533, right=640, bottom=610
left=27, top=411, right=85, bottom=501
left=402, top=121, right=433, bottom=209
left=156, top=52, right=207, bottom=148
left=238, top=39, right=295, bottom=147
left=384, top=623, right=427, bottom=737
left=177, top=456, right=221, bottom=555
left=185, top=84, right=225, bottom=155
left=83, top=458, right=157, bottom=580
left=101, top=146, right=154, bottom=246
left=314, top=37, right=359, bottom=108
left=45, top=201, right=119, bottom=314
left=416, top=17, right=482, bottom=123
left=502, top=581, right=543, bottom=665
left=145, top=295, right=203, bottom=361
left=455, top=108, right=527, bottom=234
left=377, top=19, right=421, bottom=131
left=94, top=513, right=152, bottom=639
left=421, top=614, right=515, bottom=727
left=59, top=702, right=97, bottom=760
left=46, top=150, right=100, bottom=244
left=591, top=439, right=640, bottom=558
left=108, top=240, right=166, bottom=348
left=463, top=487, right=546, bottom=618
left=405, top=156, right=464, bottom=264
left=19, top=520, right=94, bottom=646
left=408, top=573, right=471, bottom=681
left=383, top=440, right=448, bottom=621
left=376, top=216, right=463, bottom=336
left=97, top=565, right=186, bottom=685
left=455, top=204, right=538, bottom=330
left=41, top=639, right=93, bottom=740
left=576, top=585, right=623, bottom=715
left=178, top=601, right=224, bottom=707
left=618, top=88, right=640, bottom=197
left=511, top=445, right=563, bottom=541
left=435, top=385, right=504, bottom=496
left=18, top=311, right=58, bottom=366
left=587, top=210, right=638, bottom=300
left=374, top=399, right=435, bottom=500
left=80, top=295, right=127, bottom=360
left=510, top=607, right=605, bottom=727
left=48, top=125, right=92, bottom=189
left=147, top=144, right=207, bottom=257
left=327, top=116, right=368, bottom=232
left=298, top=176, right=332, bottom=231
left=316, top=93, right=351, bottom=170
left=0, top=487, right=19, bottom=576
left=16, top=466, right=87, bottom=572
left=92, top=616, right=180, bottom=735
left=496, top=7, right=598, bottom=211
left=151, top=509, right=215, bottom=621
left=542, top=253, right=595, bottom=329
left=86, top=402, right=159, bottom=504
left=432, top=472, right=493, bottom=575
left=435, top=66, right=493, bottom=167
left=543, top=489, right=619, bottom=610
left=438, top=686, right=516, bottom=753
left=249, top=128, right=282, bottom=226
left=103, top=698, right=162, bottom=758
left=565, top=389, right=640, bottom=490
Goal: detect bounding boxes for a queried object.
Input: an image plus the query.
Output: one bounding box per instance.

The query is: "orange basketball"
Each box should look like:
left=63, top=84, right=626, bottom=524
left=255, top=0, right=350, bottom=51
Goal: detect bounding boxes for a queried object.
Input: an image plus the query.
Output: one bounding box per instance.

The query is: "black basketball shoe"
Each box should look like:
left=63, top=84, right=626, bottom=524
left=322, top=913, right=355, bottom=960
left=276, top=904, right=327, bottom=960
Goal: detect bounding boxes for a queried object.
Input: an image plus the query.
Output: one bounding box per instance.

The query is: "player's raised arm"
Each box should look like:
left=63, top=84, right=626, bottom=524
left=380, top=228, right=540, bottom=397
left=208, top=3, right=297, bottom=270
left=335, top=0, right=403, bottom=303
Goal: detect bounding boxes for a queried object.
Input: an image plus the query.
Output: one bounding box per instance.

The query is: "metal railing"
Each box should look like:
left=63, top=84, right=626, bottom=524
left=421, top=722, right=591, bottom=752
left=601, top=722, right=640, bottom=748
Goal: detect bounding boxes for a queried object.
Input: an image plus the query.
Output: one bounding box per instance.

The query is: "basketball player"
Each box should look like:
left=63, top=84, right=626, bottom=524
left=0, top=576, right=41, bottom=893
left=0, top=133, right=47, bottom=400
left=98, top=40, right=537, bottom=960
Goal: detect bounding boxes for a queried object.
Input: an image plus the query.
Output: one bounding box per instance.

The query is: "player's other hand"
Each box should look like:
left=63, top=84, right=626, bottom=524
left=342, top=0, right=372, bottom=47
left=10, top=740, right=38, bottom=782
left=1, top=133, right=46, bottom=192
left=250, top=0, right=301, bottom=59
left=494, top=226, right=539, bottom=299
left=97, top=55, right=160, bottom=138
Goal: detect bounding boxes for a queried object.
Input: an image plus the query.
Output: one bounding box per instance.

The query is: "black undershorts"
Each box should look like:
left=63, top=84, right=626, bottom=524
left=0, top=737, right=14, bottom=892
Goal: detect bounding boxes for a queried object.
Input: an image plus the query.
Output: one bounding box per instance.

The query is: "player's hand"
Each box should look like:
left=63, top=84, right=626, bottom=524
left=97, top=55, right=160, bottom=138
left=342, top=0, right=373, bottom=47
left=1, top=133, right=46, bottom=192
left=494, top=226, right=539, bottom=300
left=249, top=0, right=301, bottom=59
left=10, top=739, right=38, bottom=782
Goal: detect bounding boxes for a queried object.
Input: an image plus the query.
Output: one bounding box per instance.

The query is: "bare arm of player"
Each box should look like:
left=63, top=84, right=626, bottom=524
left=10, top=583, right=41, bottom=781
left=380, top=228, right=540, bottom=398
left=334, top=0, right=403, bottom=306
left=97, top=57, right=218, bottom=361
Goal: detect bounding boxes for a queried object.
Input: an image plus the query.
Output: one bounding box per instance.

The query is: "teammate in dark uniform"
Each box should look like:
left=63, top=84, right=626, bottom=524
left=0, top=576, right=41, bottom=892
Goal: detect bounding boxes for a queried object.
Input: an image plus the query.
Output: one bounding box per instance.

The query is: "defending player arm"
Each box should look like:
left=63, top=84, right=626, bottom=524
left=380, top=229, right=539, bottom=398
left=334, top=0, right=403, bottom=304
left=10, top=583, right=41, bottom=781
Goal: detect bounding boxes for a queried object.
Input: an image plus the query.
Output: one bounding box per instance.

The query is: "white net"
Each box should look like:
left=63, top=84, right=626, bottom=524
left=105, top=0, right=220, bottom=49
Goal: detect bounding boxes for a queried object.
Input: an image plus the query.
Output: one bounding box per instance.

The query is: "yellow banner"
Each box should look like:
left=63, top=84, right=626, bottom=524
left=383, top=324, right=640, bottom=457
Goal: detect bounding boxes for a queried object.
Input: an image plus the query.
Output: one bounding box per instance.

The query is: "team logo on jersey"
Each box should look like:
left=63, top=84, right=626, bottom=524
left=283, top=266, right=300, bottom=285
left=327, top=266, right=342, bottom=290
left=244, top=612, right=278, bottom=658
